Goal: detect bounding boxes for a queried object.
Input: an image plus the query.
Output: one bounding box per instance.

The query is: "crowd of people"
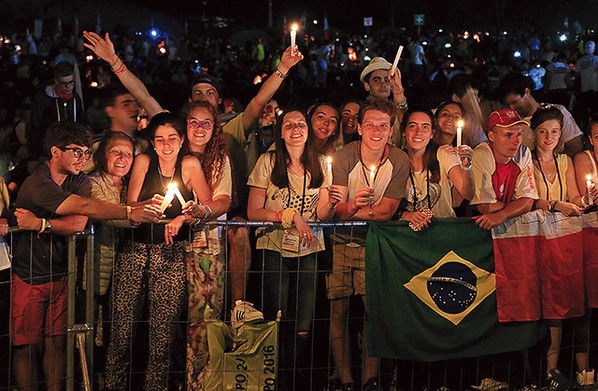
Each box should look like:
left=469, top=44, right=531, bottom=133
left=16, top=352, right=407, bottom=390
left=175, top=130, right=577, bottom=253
left=1, top=20, right=598, bottom=391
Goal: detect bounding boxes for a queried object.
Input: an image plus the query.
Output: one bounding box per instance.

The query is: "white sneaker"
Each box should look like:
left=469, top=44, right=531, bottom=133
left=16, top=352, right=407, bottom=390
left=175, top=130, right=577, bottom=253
left=577, top=369, right=595, bottom=386
left=231, top=300, right=264, bottom=328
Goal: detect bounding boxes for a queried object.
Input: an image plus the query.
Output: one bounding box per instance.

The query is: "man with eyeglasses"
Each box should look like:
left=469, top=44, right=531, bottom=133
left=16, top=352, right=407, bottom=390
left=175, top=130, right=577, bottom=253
left=29, top=61, right=87, bottom=168
left=10, top=121, right=161, bottom=391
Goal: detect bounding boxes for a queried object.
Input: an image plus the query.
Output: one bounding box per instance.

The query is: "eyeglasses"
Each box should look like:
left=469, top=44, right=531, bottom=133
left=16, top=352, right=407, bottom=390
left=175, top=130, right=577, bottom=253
left=58, top=80, right=75, bottom=88
left=62, top=147, right=93, bottom=160
left=186, top=118, right=214, bottom=131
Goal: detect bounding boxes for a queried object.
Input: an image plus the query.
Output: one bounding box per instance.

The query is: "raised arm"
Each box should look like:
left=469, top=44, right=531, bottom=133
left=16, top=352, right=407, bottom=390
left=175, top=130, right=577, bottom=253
left=83, top=31, right=165, bottom=118
left=240, top=46, right=303, bottom=134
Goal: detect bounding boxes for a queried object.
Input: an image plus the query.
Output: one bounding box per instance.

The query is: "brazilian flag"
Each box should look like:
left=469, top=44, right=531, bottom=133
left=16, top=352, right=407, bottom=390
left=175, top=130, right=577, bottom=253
left=365, top=218, right=542, bottom=362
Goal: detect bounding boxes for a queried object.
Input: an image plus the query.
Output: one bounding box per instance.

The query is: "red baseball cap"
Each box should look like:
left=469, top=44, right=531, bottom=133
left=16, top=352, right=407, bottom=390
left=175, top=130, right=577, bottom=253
left=487, top=108, right=529, bottom=131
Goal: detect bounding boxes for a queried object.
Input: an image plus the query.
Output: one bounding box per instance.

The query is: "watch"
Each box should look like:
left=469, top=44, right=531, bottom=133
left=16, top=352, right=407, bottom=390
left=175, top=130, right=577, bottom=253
left=44, top=219, right=52, bottom=234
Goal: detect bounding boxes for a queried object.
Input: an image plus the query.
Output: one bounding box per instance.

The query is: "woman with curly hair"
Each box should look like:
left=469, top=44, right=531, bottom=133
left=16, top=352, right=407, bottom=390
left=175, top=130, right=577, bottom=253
left=181, top=100, right=233, bottom=388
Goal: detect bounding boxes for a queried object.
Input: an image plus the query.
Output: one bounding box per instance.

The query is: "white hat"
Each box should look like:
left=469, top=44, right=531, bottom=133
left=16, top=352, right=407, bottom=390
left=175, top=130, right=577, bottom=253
left=360, top=57, right=392, bottom=83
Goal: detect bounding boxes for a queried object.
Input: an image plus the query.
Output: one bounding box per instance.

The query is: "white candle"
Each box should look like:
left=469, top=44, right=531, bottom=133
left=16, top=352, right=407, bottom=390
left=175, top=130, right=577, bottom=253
left=587, top=175, right=594, bottom=205
left=456, top=120, right=464, bottom=147
left=290, top=24, right=298, bottom=56
left=326, top=156, right=333, bottom=173
left=168, top=183, right=186, bottom=206
left=390, top=45, right=403, bottom=77
left=369, top=165, right=376, bottom=188
left=159, top=189, right=175, bottom=213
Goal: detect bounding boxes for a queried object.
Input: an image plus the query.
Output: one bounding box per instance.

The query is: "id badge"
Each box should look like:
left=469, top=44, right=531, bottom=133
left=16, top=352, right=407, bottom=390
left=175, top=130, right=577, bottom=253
left=281, top=229, right=300, bottom=252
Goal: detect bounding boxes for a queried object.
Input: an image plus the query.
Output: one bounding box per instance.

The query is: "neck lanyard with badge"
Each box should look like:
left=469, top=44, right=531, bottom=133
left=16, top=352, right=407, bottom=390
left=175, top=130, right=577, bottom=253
left=281, top=171, right=307, bottom=252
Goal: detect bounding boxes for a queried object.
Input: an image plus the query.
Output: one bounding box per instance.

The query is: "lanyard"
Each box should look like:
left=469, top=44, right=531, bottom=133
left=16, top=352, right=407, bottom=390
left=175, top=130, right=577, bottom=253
left=533, top=151, right=563, bottom=201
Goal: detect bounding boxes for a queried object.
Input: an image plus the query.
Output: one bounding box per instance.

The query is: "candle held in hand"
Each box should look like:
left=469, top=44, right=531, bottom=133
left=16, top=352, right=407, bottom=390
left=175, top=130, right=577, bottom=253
left=290, top=24, right=298, bottom=56
left=456, top=120, right=464, bottom=147
left=369, top=165, right=376, bottom=189
left=159, top=188, right=175, bottom=213
left=390, top=45, right=403, bottom=77
left=587, top=175, right=594, bottom=205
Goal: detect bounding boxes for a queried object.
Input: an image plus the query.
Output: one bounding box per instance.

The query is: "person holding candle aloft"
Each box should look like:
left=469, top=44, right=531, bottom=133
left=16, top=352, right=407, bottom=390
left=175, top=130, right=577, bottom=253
left=528, top=106, right=595, bottom=388
left=360, top=56, right=408, bottom=147
left=397, top=107, right=473, bottom=231
left=574, top=114, right=598, bottom=207
left=247, top=108, right=330, bottom=389
left=104, top=112, right=210, bottom=391
left=317, top=99, right=409, bottom=391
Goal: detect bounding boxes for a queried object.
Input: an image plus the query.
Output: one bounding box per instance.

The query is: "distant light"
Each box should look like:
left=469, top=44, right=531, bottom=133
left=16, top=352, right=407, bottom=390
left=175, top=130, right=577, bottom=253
left=15, top=44, right=21, bottom=51
left=90, top=81, right=98, bottom=88
left=86, top=55, right=93, bottom=62
left=313, top=19, right=318, bottom=25
left=364, top=34, right=368, bottom=38
left=365, top=47, right=369, bottom=51
left=364, top=55, right=371, bottom=61
left=513, top=51, right=521, bottom=58
left=158, top=47, right=166, bottom=54
left=439, top=29, right=443, bottom=33
left=444, top=43, right=452, bottom=48
left=335, top=38, right=339, bottom=42
left=559, top=34, right=567, bottom=42
left=422, top=41, right=428, bottom=46
left=150, top=29, right=158, bottom=38
left=503, top=31, right=508, bottom=35
left=450, top=62, right=455, bottom=68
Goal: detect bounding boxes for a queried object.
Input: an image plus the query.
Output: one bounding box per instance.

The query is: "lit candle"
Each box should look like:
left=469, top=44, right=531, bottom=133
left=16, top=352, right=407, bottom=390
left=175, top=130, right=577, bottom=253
left=369, top=165, right=376, bottom=189
left=326, top=156, right=333, bottom=173
left=587, top=175, right=594, bottom=205
left=456, top=120, right=464, bottom=147
left=290, top=24, right=298, bottom=56
left=390, top=45, right=403, bottom=77
left=168, top=182, right=186, bottom=207
left=159, top=188, right=175, bottom=213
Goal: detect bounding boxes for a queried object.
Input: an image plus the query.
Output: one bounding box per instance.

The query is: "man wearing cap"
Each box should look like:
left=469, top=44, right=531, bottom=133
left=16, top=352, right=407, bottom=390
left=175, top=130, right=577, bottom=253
left=471, top=108, right=538, bottom=230
left=498, top=73, right=583, bottom=157
left=360, top=56, right=408, bottom=146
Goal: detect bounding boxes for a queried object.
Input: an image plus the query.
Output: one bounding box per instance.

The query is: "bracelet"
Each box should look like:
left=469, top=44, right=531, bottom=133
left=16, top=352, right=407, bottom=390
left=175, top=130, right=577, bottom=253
left=202, top=204, right=212, bottom=220
left=109, top=57, right=121, bottom=68
left=113, top=63, right=127, bottom=76
left=38, top=218, right=46, bottom=234
left=273, top=67, right=288, bottom=79
left=274, top=210, right=283, bottom=222
left=125, top=205, right=132, bottom=220
left=549, top=200, right=558, bottom=213
left=532, top=199, right=539, bottom=211
left=397, top=99, right=408, bottom=111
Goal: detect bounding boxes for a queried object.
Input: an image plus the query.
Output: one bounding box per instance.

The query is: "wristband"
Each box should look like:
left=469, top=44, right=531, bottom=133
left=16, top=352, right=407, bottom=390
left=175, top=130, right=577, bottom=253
left=113, top=63, right=127, bottom=76
left=274, top=210, right=283, bottom=222
left=274, top=67, right=288, bottom=79
left=549, top=200, right=558, bottom=213
left=38, top=218, right=46, bottom=234
left=397, top=99, right=408, bottom=111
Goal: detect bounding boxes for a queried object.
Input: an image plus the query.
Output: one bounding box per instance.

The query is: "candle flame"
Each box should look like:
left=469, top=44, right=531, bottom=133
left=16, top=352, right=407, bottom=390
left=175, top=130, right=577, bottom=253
left=291, top=23, right=298, bottom=32
left=587, top=174, right=593, bottom=182
left=167, top=182, right=178, bottom=191
left=370, top=165, right=376, bottom=173
left=457, top=120, right=464, bottom=128
left=327, top=156, right=332, bottom=164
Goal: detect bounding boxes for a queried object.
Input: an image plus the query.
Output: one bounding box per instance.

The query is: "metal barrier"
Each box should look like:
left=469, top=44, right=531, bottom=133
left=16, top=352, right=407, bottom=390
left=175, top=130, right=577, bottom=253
left=0, top=220, right=596, bottom=391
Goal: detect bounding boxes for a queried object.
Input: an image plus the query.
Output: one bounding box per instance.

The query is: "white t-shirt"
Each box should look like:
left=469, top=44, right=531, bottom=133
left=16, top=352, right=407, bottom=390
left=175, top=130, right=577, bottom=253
left=404, top=147, right=461, bottom=218
left=248, top=153, right=331, bottom=257
left=471, top=142, right=538, bottom=205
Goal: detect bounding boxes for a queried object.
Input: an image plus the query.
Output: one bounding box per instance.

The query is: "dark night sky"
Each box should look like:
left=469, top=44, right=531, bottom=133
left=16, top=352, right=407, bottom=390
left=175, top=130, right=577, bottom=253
left=2, top=0, right=597, bottom=36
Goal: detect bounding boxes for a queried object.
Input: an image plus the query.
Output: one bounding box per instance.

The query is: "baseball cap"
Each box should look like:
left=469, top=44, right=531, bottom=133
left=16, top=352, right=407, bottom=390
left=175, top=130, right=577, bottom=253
left=189, top=74, right=223, bottom=99
left=487, top=108, right=529, bottom=131
left=360, top=57, right=392, bottom=83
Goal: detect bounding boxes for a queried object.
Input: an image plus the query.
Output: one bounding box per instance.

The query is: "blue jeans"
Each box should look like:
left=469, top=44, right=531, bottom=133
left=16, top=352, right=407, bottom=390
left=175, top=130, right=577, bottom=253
left=261, top=250, right=317, bottom=333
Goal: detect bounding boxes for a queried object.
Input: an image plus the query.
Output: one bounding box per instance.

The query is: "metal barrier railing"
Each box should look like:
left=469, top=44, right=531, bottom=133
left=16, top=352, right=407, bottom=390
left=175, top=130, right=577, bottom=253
left=0, top=220, right=595, bottom=391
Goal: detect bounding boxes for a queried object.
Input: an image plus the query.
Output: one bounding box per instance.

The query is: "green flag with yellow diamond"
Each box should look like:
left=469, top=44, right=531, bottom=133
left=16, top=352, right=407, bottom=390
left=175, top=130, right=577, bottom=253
left=365, top=219, right=542, bottom=362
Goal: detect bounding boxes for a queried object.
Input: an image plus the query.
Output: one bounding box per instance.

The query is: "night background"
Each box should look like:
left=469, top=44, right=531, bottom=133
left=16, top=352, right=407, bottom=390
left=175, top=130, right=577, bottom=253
left=1, top=0, right=597, bottom=39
